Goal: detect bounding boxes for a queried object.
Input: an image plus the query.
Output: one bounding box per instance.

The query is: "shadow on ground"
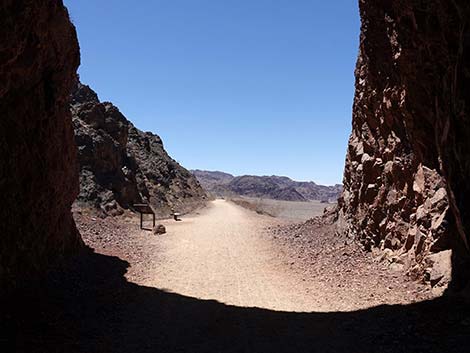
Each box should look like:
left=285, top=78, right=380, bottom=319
left=3, top=250, right=469, bottom=353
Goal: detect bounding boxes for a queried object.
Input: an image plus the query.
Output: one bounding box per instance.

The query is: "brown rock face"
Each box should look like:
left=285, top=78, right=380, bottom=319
left=339, top=0, right=470, bottom=289
left=0, top=1, right=82, bottom=288
left=71, top=83, right=207, bottom=217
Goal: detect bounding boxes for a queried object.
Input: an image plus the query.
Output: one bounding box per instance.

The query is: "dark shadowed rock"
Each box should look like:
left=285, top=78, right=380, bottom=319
left=0, top=0, right=82, bottom=289
left=338, top=0, right=470, bottom=290
left=71, top=83, right=206, bottom=217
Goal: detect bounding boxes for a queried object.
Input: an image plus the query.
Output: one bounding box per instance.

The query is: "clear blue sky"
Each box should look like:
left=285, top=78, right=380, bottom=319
left=64, top=0, right=360, bottom=185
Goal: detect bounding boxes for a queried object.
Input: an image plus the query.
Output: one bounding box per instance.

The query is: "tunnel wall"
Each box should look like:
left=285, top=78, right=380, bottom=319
left=0, top=0, right=82, bottom=289
left=338, top=0, right=470, bottom=290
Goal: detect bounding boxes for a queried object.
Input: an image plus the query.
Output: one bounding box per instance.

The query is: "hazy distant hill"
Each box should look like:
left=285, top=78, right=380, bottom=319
left=192, top=170, right=341, bottom=202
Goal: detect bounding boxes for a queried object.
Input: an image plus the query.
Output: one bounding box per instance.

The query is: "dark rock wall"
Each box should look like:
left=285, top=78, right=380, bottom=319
left=0, top=0, right=82, bottom=288
left=71, top=83, right=206, bottom=217
left=339, top=0, right=470, bottom=289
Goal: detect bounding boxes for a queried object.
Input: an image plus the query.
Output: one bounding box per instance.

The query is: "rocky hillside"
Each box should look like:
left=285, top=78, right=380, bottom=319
left=192, top=170, right=342, bottom=202
left=0, top=0, right=82, bottom=289
left=228, top=176, right=308, bottom=201
left=338, top=0, right=470, bottom=291
left=71, top=82, right=206, bottom=217
left=191, top=170, right=234, bottom=189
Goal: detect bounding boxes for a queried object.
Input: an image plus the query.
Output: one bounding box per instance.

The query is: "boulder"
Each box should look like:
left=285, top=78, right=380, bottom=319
left=153, top=224, right=167, bottom=235
left=426, top=250, right=452, bottom=288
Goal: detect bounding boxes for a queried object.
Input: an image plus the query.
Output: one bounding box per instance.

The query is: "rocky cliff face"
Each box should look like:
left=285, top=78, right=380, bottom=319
left=0, top=0, right=82, bottom=288
left=71, top=83, right=206, bottom=217
left=339, top=0, right=470, bottom=290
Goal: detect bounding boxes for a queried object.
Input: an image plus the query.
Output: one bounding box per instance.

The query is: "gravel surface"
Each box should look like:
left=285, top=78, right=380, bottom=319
left=76, top=200, right=436, bottom=312
left=266, top=218, right=436, bottom=311
left=230, top=197, right=331, bottom=221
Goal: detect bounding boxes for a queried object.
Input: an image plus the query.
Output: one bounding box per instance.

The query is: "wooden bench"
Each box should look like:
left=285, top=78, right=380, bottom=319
left=133, top=203, right=155, bottom=230
left=172, top=212, right=181, bottom=221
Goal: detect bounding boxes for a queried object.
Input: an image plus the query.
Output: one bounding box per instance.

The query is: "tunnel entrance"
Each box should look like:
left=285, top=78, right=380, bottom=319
left=2, top=1, right=470, bottom=352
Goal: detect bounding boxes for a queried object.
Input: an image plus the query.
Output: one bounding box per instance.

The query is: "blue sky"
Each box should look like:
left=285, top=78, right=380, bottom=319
left=64, top=0, right=360, bottom=185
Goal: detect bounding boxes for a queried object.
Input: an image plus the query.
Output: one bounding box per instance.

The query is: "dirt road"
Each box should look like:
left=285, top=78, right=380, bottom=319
left=124, top=200, right=431, bottom=313
left=141, top=199, right=322, bottom=311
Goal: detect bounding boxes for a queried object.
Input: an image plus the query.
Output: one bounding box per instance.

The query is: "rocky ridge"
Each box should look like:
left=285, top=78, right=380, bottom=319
left=71, top=82, right=206, bottom=217
left=192, top=170, right=342, bottom=202
left=338, top=0, right=470, bottom=291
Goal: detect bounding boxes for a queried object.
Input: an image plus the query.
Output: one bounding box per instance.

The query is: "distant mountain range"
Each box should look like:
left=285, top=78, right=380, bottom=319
left=191, top=170, right=342, bottom=202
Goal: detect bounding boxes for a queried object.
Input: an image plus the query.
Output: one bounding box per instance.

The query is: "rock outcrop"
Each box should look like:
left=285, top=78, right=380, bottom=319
left=71, top=83, right=206, bottom=217
left=0, top=0, right=82, bottom=288
left=192, top=170, right=342, bottom=202
left=338, top=0, right=470, bottom=290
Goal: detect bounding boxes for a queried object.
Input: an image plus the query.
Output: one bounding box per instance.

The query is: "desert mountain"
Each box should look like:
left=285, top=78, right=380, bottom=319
left=192, top=170, right=341, bottom=202
left=71, top=82, right=206, bottom=216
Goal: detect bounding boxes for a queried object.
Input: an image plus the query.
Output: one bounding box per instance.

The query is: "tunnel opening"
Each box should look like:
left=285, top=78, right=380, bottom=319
left=2, top=1, right=470, bottom=352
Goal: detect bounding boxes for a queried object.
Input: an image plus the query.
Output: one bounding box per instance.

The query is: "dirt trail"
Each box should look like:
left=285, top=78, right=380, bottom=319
left=137, top=200, right=323, bottom=311
left=122, top=200, right=430, bottom=312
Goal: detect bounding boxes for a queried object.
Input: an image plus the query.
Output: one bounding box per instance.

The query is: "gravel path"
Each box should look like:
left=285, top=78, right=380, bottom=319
left=123, top=199, right=433, bottom=312
left=139, top=200, right=322, bottom=311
